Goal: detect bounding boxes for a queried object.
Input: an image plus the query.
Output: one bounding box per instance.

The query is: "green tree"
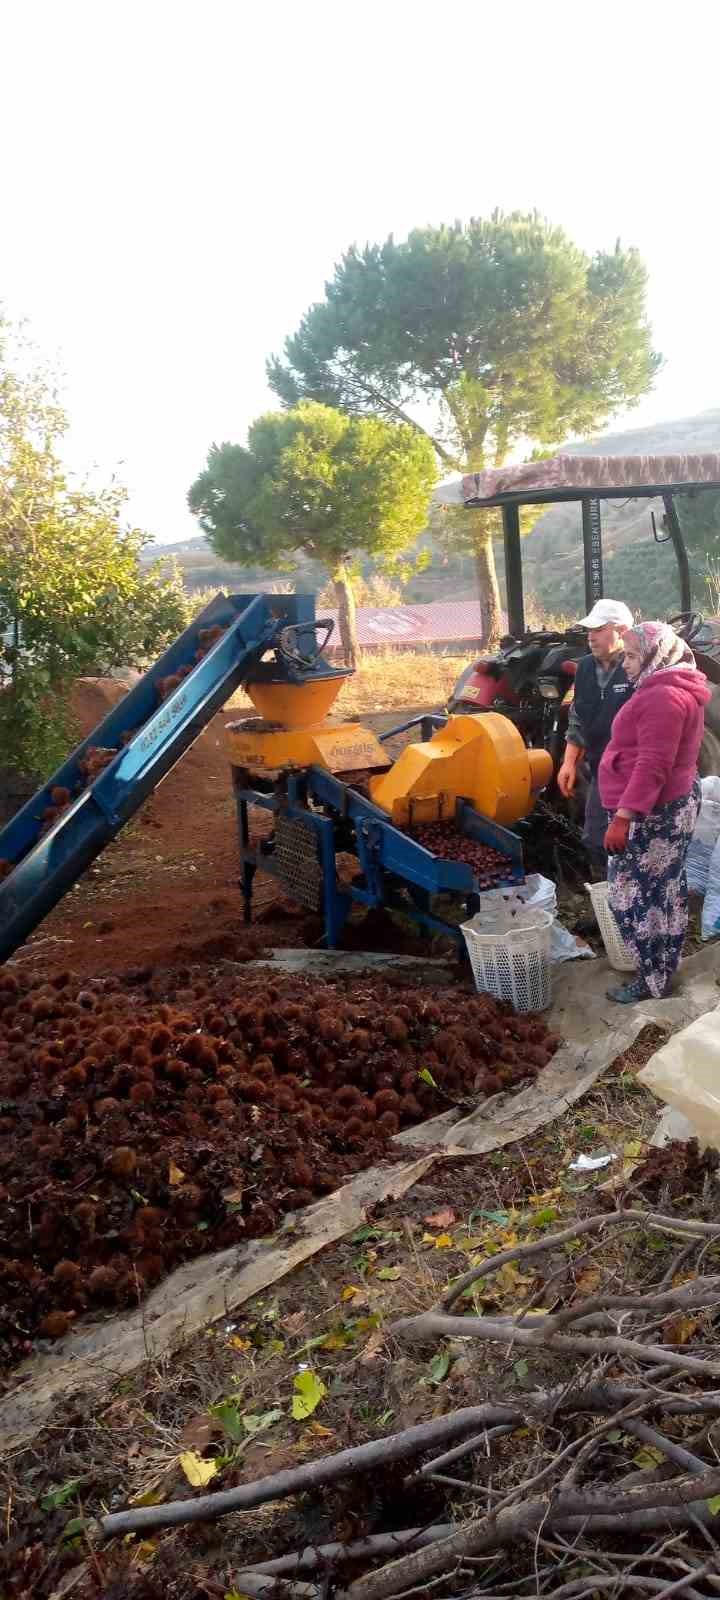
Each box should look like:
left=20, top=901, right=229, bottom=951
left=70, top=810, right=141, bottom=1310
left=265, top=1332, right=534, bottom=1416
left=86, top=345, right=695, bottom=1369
left=187, top=400, right=436, bottom=665
left=268, top=212, right=661, bottom=645
left=0, top=314, right=188, bottom=780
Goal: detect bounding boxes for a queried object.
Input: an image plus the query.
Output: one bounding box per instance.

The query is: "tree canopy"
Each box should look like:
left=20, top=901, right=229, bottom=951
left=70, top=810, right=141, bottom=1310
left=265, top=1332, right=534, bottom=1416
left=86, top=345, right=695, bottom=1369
left=188, top=400, right=436, bottom=664
left=0, top=315, right=187, bottom=779
left=268, top=212, right=661, bottom=643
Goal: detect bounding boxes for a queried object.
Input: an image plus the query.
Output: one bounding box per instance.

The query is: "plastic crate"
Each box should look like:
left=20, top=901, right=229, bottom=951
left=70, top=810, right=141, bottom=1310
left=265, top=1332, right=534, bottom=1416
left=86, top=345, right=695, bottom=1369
left=585, top=880, right=635, bottom=972
left=461, top=907, right=552, bottom=1013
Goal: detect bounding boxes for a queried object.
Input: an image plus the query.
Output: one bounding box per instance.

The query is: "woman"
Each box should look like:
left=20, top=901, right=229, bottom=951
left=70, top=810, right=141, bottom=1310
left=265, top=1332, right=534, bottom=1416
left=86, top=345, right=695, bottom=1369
left=598, top=621, right=709, bottom=1003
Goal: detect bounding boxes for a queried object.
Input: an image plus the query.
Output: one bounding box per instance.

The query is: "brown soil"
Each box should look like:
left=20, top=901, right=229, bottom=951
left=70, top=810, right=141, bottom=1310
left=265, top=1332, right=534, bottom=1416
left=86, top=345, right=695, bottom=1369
left=11, top=688, right=443, bottom=980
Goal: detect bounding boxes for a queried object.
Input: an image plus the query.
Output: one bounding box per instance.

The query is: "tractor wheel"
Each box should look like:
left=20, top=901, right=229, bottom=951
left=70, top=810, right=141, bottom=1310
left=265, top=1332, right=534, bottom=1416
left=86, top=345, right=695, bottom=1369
left=698, top=685, right=720, bottom=778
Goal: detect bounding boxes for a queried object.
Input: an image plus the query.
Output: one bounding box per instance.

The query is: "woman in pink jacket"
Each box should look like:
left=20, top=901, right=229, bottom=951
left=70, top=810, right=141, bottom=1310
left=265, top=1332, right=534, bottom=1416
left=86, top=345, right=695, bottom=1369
left=598, top=621, right=709, bottom=1003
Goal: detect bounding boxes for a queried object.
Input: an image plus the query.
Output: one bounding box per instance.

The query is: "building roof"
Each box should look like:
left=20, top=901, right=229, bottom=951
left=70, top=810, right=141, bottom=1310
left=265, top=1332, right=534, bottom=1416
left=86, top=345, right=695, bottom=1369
left=324, top=599, right=493, bottom=651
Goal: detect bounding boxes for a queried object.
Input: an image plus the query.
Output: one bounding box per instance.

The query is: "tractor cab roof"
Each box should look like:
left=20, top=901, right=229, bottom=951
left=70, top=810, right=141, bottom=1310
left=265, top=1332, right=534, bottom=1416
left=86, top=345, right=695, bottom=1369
left=436, top=452, right=720, bottom=508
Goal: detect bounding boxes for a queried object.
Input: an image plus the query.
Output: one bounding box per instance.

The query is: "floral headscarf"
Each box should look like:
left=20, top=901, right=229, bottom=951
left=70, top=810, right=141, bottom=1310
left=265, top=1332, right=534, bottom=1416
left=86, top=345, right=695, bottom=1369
left=628, top=621, right=696, bottom=688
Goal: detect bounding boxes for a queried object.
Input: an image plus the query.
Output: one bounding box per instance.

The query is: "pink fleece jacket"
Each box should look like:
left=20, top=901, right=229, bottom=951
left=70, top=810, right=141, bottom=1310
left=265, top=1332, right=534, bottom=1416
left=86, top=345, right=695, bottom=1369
left=598, top=667, right=710, bottom=816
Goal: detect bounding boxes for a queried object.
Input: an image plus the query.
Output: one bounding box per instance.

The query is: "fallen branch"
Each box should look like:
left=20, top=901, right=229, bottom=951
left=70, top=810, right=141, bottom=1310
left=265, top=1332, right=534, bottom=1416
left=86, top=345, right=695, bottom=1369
left=341, top=1471, right=720, bottom=1600
left=233, top=1526, right=459, bottom=1577
left=97, top=1404, right=518, bottom=1540
left=391, top=1309, right=720, bottom=1379
left=441, top=1211, right=720, bottom=1313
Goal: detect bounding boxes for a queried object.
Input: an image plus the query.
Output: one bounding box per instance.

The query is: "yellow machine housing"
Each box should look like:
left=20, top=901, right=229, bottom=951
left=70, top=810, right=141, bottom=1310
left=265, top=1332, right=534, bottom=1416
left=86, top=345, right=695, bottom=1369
left=225, top=673, right=391, bottom=776
left=368, top=712, right=553, bottom=827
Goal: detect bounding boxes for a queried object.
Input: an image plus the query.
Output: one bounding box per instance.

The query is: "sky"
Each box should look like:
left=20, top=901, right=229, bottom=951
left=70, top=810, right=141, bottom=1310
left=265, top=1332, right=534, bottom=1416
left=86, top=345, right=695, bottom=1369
left=2, top=0, right=719, bottom=545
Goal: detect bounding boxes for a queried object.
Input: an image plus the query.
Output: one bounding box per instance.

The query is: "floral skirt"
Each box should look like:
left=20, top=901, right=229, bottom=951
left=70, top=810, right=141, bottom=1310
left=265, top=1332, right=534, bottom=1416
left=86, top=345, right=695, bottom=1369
left=607, top=783, right=701, bottom=998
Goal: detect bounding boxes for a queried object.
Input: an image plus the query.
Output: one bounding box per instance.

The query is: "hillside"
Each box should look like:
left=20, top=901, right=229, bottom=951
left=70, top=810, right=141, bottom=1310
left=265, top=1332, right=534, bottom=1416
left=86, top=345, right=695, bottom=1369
left=149, top=410, right=720, bottom=617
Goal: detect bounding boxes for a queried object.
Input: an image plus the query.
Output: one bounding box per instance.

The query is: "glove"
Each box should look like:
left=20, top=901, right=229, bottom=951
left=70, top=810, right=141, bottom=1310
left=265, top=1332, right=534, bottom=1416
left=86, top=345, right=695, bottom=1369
left=604, top=814, right=631, bottom=854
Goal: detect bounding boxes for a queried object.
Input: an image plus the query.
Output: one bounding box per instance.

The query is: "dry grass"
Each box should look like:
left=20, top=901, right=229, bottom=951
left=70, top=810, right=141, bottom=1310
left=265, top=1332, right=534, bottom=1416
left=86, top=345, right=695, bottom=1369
left=226, top=649, right=469, bottom=718
left=335, top=650, right=468, bottom=717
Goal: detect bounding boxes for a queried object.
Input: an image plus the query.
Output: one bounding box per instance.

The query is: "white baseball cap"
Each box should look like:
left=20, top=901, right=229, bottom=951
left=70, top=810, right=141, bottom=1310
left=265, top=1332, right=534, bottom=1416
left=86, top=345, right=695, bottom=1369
left=579, top=599, right=634, bottom=630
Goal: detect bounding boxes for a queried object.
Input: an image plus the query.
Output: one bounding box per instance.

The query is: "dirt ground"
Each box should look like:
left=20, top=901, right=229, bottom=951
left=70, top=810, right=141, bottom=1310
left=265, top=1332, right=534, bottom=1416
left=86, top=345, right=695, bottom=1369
left=4, top=679, right=720, bottom=1599
left=11, top=686, right=442, bottom=982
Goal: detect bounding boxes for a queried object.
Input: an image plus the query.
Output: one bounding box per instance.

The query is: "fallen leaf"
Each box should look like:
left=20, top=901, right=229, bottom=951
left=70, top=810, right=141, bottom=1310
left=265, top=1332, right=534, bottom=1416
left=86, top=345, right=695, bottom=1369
left=291, top=1370, right=327, bottom=1420
left=433, top=1234, right=455, bottom=1250
left=304, top=1421, right=335, bottom=1438
left=623, top=1139, right=643, bottom=1159
left=355, top=1314, right=381, bottom=1333
left=284, top=1310, right=308, bottom=1336
left=134, top=1541, right=157, bottom=1564
left=360, top=1329, right=386, bottom=1364
left=663, top=1314, right=699, bottom=1346
left=418, top=1067, right=438, bottom=1088
left=514, top=1359, right=529, bottom=1379
left=129, top=1477, right=166, bottom=1508
left=180, top=1451, right=219, bottom=1487
left=424, top=1208, right=456, bottom=1229
left=168, top=1160, right=185, bottom=1187
left=575, top=1266, right=601, bottom=1296
left=341, top=1285, right=361, bottom=1302
left=707, top=1494, right=720, bottom=1516
left=227, top=1335, right=251, bottom=1352
left=633, top=1445, right=665, bottom=1471
left=321, top=1329, right=353, bottom=1351
left=376, top=1265, right=402, bottom=1281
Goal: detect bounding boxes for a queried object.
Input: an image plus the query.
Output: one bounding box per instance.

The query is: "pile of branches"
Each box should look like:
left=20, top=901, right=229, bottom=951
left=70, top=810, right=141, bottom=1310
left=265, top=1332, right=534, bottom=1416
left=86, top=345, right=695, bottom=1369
left=97, top=1209, right=720, bottom=1600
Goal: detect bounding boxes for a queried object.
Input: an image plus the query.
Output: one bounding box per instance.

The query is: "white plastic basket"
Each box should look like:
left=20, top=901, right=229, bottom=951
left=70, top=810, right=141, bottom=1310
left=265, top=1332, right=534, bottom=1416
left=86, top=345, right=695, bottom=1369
left=585, top=880, right=635, bottom=971
left=461, top=908, right=552, bottom=1013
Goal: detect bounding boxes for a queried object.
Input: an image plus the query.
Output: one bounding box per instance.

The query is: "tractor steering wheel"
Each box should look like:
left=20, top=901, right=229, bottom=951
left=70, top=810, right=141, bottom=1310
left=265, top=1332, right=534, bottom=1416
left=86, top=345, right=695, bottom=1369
left=666, top=612, right=705, bottom=644
left=277, top=619, right=335, bottom=670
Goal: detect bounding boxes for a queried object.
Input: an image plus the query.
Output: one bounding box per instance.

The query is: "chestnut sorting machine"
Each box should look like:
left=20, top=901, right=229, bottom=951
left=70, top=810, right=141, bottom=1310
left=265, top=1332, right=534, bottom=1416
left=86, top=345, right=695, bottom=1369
left=0, top=592, right=552, bottom=961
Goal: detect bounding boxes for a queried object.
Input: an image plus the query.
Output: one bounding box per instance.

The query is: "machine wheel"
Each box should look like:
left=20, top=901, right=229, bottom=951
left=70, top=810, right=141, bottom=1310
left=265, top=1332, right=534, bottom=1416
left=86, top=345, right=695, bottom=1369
left=698, top=685, right=720, bottom=778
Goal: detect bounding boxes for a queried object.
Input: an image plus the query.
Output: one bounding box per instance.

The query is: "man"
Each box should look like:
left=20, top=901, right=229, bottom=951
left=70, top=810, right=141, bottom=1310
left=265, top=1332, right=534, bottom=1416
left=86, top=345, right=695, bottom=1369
left=557, top=598, right=635, bottom=873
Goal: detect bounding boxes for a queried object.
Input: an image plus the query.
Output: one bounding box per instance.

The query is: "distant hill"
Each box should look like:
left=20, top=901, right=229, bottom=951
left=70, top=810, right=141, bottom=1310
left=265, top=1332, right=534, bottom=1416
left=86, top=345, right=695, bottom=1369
left=518, top=410, right=720, bottom=618
left=148, top=410, right=720, bottom=618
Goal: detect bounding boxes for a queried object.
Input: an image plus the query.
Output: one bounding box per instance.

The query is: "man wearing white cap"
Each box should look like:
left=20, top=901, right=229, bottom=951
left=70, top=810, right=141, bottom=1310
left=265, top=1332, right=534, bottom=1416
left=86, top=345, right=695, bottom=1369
left=557, top=599, right=635, bottom=869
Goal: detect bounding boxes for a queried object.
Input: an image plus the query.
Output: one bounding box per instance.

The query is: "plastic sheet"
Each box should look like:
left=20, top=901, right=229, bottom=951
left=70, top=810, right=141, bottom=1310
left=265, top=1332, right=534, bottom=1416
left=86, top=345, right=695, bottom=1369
left=687, top=776, right=720, bottom=897
left=638, top=1007, right=720, bottom=1149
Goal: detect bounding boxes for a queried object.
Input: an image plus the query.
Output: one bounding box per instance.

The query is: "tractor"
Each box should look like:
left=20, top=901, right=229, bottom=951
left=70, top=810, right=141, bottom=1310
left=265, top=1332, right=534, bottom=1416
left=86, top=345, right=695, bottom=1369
left=438, top=453, right=720, bottom=781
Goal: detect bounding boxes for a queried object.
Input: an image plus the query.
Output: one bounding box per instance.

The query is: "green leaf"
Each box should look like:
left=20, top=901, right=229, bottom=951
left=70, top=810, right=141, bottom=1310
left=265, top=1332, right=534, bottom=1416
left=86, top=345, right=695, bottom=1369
left=60, top=1516, right=88, bottom=1544
left=418, top=1067, right=438, bottom=1088
left=427, top=1350, right=451, bottom=1385
left=468, top=1207, right=509, bottom=1227
left=209, top=1401, right=245, bottom=1442
left=376, top=1266, right=402, bottom=1281
left=529, top=1207, right=557, bottom=1230
left=242, top=1408, right=283, bottom=1434
left=707, top=1494, right=720, bottom=1516
left=41, top=1478, right=82, bottom=1511
left=291, top=1371, right=327, bottom=1420
left=513, top=1359, right=529, bottom=1380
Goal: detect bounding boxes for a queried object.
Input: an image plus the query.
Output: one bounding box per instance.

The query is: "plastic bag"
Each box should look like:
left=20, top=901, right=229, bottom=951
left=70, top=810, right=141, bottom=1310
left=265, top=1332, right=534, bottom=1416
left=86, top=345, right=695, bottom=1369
left=686, top=775, right=720, bottom=895
left=638, top=1008, right=720, bottom=1150
left=477, top=873, right=594, bottom=963
left=701, top=830, right=720, bottom=939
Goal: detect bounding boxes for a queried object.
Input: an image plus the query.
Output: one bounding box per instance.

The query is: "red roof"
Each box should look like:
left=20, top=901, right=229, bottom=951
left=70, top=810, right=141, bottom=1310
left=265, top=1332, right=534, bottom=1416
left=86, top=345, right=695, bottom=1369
left=324, top=599, right=495, bottom=651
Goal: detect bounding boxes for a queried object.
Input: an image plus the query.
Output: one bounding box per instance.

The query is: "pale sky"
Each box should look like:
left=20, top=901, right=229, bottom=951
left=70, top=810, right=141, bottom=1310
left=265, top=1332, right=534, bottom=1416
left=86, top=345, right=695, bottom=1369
left=2, top=0, right=718, bottom=545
